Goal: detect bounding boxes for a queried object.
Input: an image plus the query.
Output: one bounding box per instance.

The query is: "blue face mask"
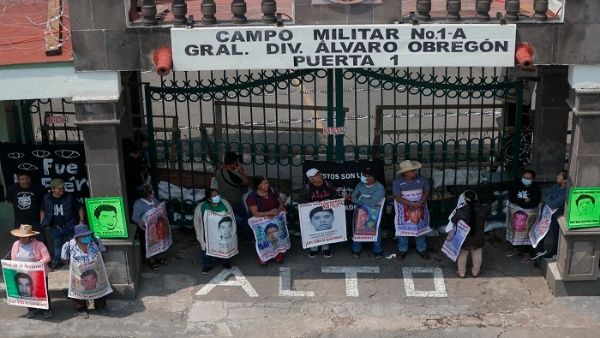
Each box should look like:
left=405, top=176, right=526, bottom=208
left=360, top=175, right=368, bottom=184
left=80, top=236, right=91, bottom=244
left=521, top=178, right=532, bottom=186
left=211, top=195, right=222, bottom=203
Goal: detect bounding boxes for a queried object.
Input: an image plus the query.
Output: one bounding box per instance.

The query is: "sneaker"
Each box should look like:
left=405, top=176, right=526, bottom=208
left=418, top=251, right=430, bottom=260
left=308, top=251, right=317, bottom=259
left=43, top=310, right=53, bottom=319
left=50, top=261, right=62, bottom=271
left=544, top=254, right=558, bottom=261
left=222, top=261, right=232, bottom=269
left=25, top=309, right=36, bottom=319
left=322, top=250, right=332, bottom=258
left=397, top=251, right=408, bottom=260
left=77, top=310, right=89, bottom=319
left=95, top=307, right=109, bottom=316
left=521, top=253, right=532, bottom=263
left=202, top=266, right=211, bottom=274
left=531, top=250, right=547, bottom=260
left=505, top=249, right=519, bottom=258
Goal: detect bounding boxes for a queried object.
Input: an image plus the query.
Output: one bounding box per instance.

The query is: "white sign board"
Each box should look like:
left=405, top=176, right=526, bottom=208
left=171, top=24, right=516, bottom=70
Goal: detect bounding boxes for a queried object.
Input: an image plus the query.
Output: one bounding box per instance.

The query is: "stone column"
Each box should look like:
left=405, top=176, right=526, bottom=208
left=530, top=66, right=570, bottom=181
left=74, top=94, right=140, bottom=300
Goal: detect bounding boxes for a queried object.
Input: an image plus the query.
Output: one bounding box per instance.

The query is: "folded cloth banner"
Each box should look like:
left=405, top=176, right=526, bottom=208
left=144, top=202, right=173, bottom=258
left=249, top=212, right=291, bottom=262
left=68, top=256, right=112, bottom=300
left=352, top=198, right=384, bottom=242
left=529, top=204, right=557, bottom=248
left=394, top=189, right=432, bottom=236
left=298, top=198, right=348, bottom=249
left=1, top=260, right=48, bottom=310
left=441, top=220, right=471, bottom=262
left=204, top=210, right=238, bottom=258
left=506, top=202, right=539, bottom=246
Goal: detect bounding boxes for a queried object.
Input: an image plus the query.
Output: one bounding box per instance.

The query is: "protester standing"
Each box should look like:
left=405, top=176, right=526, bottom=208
left=61, top=224, right=108, bottom=318
left=247, top=176, right=286, bottom=264
left=214, top=151, right=251, bottom=240
left=10, top=224, right=52, bottom=319
left=392, top=160, right=431, bottom=260
left=5, top=171, right=47, bottom=242
left=193, top=188, right=235, bottom=274
left=40, top=178, right=85, bottom=270
left=350, top=168, right=386, bottom=260
left=131, top=184, right=167, bottom=271
left=299, top=168, right=338, bottom=258
left=533, top=170, right=568, bottom=260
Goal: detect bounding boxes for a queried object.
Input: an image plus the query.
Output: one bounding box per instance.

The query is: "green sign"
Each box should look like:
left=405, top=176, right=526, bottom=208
left=85, top=196, right=128, bottom=238
left=567, top=188, right=600, bottom=229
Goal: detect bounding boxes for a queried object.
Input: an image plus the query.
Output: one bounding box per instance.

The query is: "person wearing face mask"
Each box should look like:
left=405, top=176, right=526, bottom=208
left=300, top=168, right=338, bottom=258
left=533, top=170, right=568, bottom=260
left=132, top=184, right=166, bottom=271
left=350, top=168, right=386, bottom=259
left=193, top=188, right=235, bottom=274
left=506, top=169, right=541, bottom=263
left=61, top=224, right=109, bottom=318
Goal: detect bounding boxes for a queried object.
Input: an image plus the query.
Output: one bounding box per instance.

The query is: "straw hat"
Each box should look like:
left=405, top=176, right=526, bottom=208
left=11, top=224, right=40, bottom=238
left=396, top=160, right=422, bottom=174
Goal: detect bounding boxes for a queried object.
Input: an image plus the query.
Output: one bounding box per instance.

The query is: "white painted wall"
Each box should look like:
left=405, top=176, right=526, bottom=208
left=0, top=63, right=120, bottom=101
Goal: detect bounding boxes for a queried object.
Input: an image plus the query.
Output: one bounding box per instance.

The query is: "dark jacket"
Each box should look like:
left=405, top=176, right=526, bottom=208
left=542, top=184, right=566, bottom=215
left=451, top=203, right=490, bottom=249
left=508, top=181, right=542, bottom=209
left=40, top=192, right=80, bottom=229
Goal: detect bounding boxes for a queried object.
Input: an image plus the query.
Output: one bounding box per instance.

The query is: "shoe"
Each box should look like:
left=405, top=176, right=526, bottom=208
left=222, top=261, right=232, bottom=269
left=374, top=253, right=382, bottom=260
left=25, top=309, right=36, bottom=319
left=471, top=271, right=481, bottom=278
left=418, top=251, right=430, bottom=260
left=455, top=271, right=466, bottom=279
left=505, top=249, right=519, bottom=258
left=43, top=310, right=53, bottom=319
left=397, top=251, right=408, bottom=260
left=531, top=250, right=547, bottom=260
left=202, top=266, right=211, bottom=274
left=308, top=251, right=317, bottom=259
left=521, top=253, right=531, bottom=263
left=95, top=307, right=109, bottom=316
left=50, top=261, right=62, bottom=271
left=351, top=251, right=360, bottom=259
left=544, top=254, right=558, bottom=261
left=78, top=310, right=89, bottom=319
left=322, top=250, right=332, bottom=258
left=274, top=254, right=284, bottom=264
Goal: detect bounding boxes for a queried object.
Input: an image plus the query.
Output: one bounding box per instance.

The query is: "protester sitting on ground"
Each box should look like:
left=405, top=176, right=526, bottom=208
left=532, top=170, right=568, bottom=260
left=350, top=168, right=386, bottom=260
left=61, top=224, right=108, bottom=318
left=299, top=168, right=338, bottom=258
left=506, top=169, right=542, bottom=263
left=10, top=224, right=52, bottom=319
left=449, top=191, right=490, bottom=278
left=246, top=176, right=286, bottom=265
left=193, top=188, right=235, bottom=274
left=131, top=184, right=167, bottom=271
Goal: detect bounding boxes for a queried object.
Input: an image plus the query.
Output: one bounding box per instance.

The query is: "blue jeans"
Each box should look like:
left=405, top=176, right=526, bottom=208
left=202, top=250, right=229, bottom=268
left=352, top=233, right=383, bottom=255
left=396, top=235, right=427, bottom=253
left=51, top=226, right=74, bottom=262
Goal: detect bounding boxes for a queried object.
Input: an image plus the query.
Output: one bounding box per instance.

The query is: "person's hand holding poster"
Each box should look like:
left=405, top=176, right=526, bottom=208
left=298, top=198, right=347, bottom=249
left=352, top=198, right=384, bottom=242
left=1, top=260, right=48, bottom=309
left=249, top=212, right=291, bottom=262
left=203, top=210, right=238, bottom=258
left=67, top=256, right=112, bottom=300
left=144, top=202, right=172, bottom=258
left=441, top=220, right=471, bottom=262
left=506, top=202, right=538, bottom=245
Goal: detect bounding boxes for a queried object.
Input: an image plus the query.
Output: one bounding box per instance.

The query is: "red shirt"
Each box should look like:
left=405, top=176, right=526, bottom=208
left=247, top=188, right=280, bottom=213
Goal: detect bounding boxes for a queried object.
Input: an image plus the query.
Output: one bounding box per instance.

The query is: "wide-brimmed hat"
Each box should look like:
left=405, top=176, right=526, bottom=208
left=11, top=224, right=40, bottom=238
left=396, top=160, right=422, bottom=174
left=306, top=168, right=320, bottom=178
left=73, top=224, right=92, bottom=238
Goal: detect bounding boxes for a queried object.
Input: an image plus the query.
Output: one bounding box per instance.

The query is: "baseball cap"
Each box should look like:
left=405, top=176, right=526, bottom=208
left=305, top=168, right=320, bottom=178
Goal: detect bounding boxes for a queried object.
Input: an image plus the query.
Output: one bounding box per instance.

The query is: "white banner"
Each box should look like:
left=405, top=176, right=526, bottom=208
left=249, top=212, right=291, bottom=262
left=442, top=220, right=471, bottom=262
left=204, top=210, right=239, bottom=258
left=298, top=198, right=348, bottom=249
left=68, top=256, right=112, bottom=300
left=529, top=205, right=557, bottom=248
left=172, top=24, right=516, bottom=70
left=1, top=260, right=49, bottom=310
left=144, top=202, right=173, bottom=258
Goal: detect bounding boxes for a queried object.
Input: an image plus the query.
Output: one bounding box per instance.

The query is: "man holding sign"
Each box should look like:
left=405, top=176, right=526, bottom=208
left=350, top=168, right=386, bottom=260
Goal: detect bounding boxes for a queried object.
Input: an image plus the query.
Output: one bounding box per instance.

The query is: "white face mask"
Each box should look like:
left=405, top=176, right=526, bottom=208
left=211, top=195, right=222, bottom=203
left=521, top=178, right=532, bottom=186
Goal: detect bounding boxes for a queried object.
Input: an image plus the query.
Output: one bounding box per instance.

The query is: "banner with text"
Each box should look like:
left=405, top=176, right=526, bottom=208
left=299, top=198, right=348, bottom=249
left=204, top=210, right=239, bottom=259
left=1, top=260, right=48, bottom=309
left=394, top=189, right=432, bottom=237
left=172, top=24, right=516, bottom=70
left=144, top=202, right=173, bottom=258
left=441, top=220, right=471, bottom=262
left=86, top=196, right=128, bottom=239
left=352, top=198, right=384, bottom=242
left=249, top=212, right=291, bottom=262
left=567, top=187, right=600, bottom=229
left=529, top=205, right=557, bottom=248
left=506, top=202, right=539, bottom=246
left=68, top=256, right=112, bottom=300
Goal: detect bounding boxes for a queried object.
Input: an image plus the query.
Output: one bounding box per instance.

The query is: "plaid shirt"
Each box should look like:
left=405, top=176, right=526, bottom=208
left=61, top=238, right=105, bottom=264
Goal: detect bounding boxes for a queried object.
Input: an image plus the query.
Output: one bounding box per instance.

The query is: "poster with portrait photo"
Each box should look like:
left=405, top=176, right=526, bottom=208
left=352, top=198, right=384, bottom=242
left=567, top=188, right=600, bottom=229
left=298, top=198, right=347, bottom=249
left=529, top=205, right=557, bottom=248
left=506, top=202, right=539, bottom=245
left=204, top=210, right=238, bottom=258
left=1, top=260, right=48, bottom=309
left=85, top=196, right=128, bottom=238
left=67, top=256, right=112, bottom=300
left=394, top=189, right=432, bottom=237
left=441, top=220, right=471, bottom=262
left=144, top=202, right=173, bottom=258
left=249, top=212, right=291, bottom=262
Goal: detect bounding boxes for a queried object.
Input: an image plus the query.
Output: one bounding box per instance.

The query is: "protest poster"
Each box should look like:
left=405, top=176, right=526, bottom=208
left=506, top=202, right=539, bottom=245
left=1, top=260, right=48, bottom=310
left=394, top=188, right=432, bottom=236
left=567, top=188, right=600, bottom=229
left=249, top=212, right=291, bottom=262
left=67, top=256, right=112, bottom=300
left=352, top=198, right=385, bottom=242
left=441, top=220, right=471, bottom=262
left=203, top=210, right=238, bottom=258
left=144, top=202, right=173, bottom=258
left=86, top=196, right=128, bottom=239
left=298, top=198, right=348, bottom=249
left=529, top=205, right=557, bottom=248
left=0, top=142, right=89, bottom=199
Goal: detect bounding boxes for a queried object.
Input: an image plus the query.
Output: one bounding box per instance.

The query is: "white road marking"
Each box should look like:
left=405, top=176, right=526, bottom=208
left=279, top=267, right=315, bottom=297
left=321, top=266, right=380, bottom=297
left=402, top=267, right=447, bottom=298
left=195, top=267, right=258, bottom=298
